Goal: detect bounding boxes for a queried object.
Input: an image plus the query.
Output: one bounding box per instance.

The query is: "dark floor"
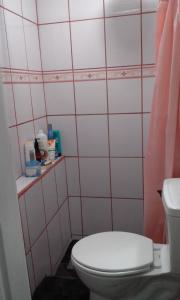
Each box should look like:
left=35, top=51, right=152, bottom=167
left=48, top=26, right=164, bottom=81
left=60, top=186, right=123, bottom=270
left=32, top=240, right=89, bottom=300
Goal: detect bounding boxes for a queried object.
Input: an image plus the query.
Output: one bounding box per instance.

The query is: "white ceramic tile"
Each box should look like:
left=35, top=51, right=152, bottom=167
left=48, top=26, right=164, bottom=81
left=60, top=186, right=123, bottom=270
left=69, top=0, right=103, bottom=20
left=23, top=21, right=41, bottom=70
left=142, top=0, right=158, bottom=12
left=106, top=15, right=141, bottom=67
left=59, top=200, right=71, bottom=248
left=77, top=115, right=109, bottom=156
left=111, top=158, right=143, bottom=198
left=22, top=0, right=37, bottom=22
left=18, top=122, right=35, bottom=172
left=47, top=212, right=63, bottom=267
left=3, top=0, right=22, bottom=15
left=75, top=81, right=107, bottom=114
left=31, top=231, right=51, bottom=285
left=69, top=197, right=82, bottom=235
left=65, top=158, right=80, bottom=196
left=4, top=11, right=27, bottom=69
left=80, top=158, right=110, bottom=197
left=0, top=9, right=10, bottom=68
left=55, top=160, right=68, bottom=207
left=34, top=117, right=47, bottom=136
left=19, top=196, right=30, bottom=253
left=25, top=181, right=46, bottom=245
left=108, top=79, right=141, bottom=113
left=105, top=0, right=140, bottom=17
left=112, top=198, right=143, bottom=234
left=8, top=127, right=22, bottom=178
left=45, top=82, right=75, bottom=115
left=40, top=23, right=72, bottom=71
left=142, top=13, right=156, bottom=64
left=48, top=116, right=77, bottom=156
left=2, top=84, right=16, bottom=127
left=82, top=197, right=112, bottom=235
left=143, top=77, right=155, bottom=112
left=26, top=253, right=36, bottom=294
left=42, top=169, right=58, bottom=223
left=143, top=113, right=150, bottom=156
left=109, top=114, right=142, bottom=157
left=13, top=84, right=33, bottom=124
left=71, top=19, right=105, bottom=69
left=37, top=0, right=69, bottom=23
left=31, top=84, right=46, bottom=118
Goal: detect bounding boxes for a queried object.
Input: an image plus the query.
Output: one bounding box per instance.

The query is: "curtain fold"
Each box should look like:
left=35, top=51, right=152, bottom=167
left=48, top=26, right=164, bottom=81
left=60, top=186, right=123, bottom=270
left=144, top=0, right=180, bottom=243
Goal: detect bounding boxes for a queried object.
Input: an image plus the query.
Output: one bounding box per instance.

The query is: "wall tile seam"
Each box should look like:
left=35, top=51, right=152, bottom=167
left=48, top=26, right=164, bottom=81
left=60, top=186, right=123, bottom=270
left=0, top=5, right=38, bottom=25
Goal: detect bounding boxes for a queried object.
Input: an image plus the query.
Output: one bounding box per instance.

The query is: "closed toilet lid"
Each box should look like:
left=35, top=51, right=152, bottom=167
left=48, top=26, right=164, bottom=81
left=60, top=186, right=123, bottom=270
left=72, top=232, right=153, bottom=273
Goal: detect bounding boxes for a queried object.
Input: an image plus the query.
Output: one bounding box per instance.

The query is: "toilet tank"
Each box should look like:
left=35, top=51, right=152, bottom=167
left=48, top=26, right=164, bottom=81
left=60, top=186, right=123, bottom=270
left=163, top=179, right=180, bottom=274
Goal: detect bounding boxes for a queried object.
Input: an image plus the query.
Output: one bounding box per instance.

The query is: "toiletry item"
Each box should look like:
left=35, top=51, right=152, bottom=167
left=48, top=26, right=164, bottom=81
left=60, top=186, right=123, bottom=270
left=43, top=160, right=52, bottom=166
left=48, top=139, right=56, bottom=161
left=36, top=129, right=48, bottom=160
left=25, top=161, right=41, bottom=177
left=53, top=130, right=62, bottom=157
left=25, top=141, right=36, bottom=163
left=48, top=124, right=53, bottom=140
left=34, top=138, right=42, bottom=161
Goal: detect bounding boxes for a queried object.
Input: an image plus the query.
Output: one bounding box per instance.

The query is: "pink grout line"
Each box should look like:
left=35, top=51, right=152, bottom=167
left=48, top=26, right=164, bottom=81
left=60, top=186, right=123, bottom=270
left=69, top=195, right=144, bottom=200
left=0, top=4, right=38, bottom=25
left=64, top=158, right=73, bottom=239
left=67, top=0, right=84, bottom=238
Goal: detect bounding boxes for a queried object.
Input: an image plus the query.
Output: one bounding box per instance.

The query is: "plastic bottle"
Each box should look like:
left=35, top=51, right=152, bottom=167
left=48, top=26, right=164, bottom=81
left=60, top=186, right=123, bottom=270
left=36, top=129, right=48, bottom=160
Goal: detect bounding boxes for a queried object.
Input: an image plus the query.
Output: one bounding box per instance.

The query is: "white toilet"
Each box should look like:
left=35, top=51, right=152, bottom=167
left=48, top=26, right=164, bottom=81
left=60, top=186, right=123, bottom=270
left=71, top=179, right=180, bottom=300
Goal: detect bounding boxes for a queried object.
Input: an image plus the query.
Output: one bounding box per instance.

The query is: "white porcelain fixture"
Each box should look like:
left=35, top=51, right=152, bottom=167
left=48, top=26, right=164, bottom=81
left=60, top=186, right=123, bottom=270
left=72, top=179, right=180, bottom=300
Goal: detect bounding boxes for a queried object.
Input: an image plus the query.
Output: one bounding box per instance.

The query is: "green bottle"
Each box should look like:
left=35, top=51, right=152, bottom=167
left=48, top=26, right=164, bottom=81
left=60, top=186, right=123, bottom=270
left=53, top=130, right=62, bottom=157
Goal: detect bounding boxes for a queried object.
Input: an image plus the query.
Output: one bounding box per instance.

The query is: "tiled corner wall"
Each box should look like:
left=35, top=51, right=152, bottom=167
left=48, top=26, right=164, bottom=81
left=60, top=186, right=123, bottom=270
left=37, top=0, right=157, bottom=239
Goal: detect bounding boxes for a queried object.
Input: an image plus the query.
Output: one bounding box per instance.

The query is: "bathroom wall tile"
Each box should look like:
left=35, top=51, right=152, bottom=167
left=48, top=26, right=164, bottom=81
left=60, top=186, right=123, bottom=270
left=3, top=0, right=22, bottom=15
left=45, top=82, right=75, bottom=115
left=17, top=121, right=35, bottom=171
left=80, top=158, right=110, bottom=197
left=59, top=200, right=71, bottom=249
left=65, top=158, right=80, bottom=196
left=8, top=127, right=22, bottom=178
left=105, top=0, right=140, bottom=17
left=34, top=117, right=47, bottom=136
left=13, top=84, right=33, bottom=124
left=143, top=113, right=150, bottom=156
left=77, top=115, right=109, bottom=156
left=25, top=181, right=46, bottom=245
left=19, top=196, right=30, bottom=253
left=82, top=197, right=112, bottom=235
left=143, top=77, right=155, bottom=112
left=31, top=231, right=51, bottom=286
left=47, top=212, right=63, bottom=268
left=31, top=84, right=46, bottom=119
left=69, top=197, right=82, bottom=235
left=2, top=84, right=16, bottom=127
left=106, top=15, right=141, bottom=67
left=142, top=0, right=158, bottom=12
left=4, top=11, right=27, bottom=69
left=69, top=0, right=103, bottom=20
left=23, top=21, right=41, bottom=70
left=37, top=0, right=69, bottom=23
left=55, top=160, right=68, bottom=207
left=142, top=13, right=156, bottom=64
left=111, top=158, right=143, bottom=198
left=42, top=169, right=58, bottom=223
left=71, top=19, right=105, bottom=69
left=112, top=198, right=143, bottom=234
left=39, top=23, right=72, bottom=71
left=22, top=0, right=37, bottom=23
left=75, top=81, right=107, bottom=114
left=109, top=114, right=142, bottom=157
left=108, top=79, right=141, bottom=113
left=48, top=116, right=77, bottom=156
left=26, top=253, right=36, bottom=294
left=0, top=9, right=10, bottom=68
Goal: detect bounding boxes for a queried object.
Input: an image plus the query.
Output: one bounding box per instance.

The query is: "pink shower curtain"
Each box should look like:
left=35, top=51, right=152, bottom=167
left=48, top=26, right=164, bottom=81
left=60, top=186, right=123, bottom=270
left=144, top=0, right=180, bottom=243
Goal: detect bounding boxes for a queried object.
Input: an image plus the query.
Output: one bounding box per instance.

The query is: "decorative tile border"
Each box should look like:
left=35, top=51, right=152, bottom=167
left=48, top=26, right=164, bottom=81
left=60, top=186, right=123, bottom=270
left=0, top=65, right=156, bottom=84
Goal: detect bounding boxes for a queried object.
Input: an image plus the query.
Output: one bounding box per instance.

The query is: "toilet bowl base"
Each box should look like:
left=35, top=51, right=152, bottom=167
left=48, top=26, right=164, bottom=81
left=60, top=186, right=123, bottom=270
left=90, top=292, right=110, bottom=300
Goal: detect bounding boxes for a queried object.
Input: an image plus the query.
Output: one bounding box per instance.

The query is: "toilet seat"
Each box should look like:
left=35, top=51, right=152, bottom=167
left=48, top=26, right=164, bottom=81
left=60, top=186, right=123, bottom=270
left=72, top=232, right=153, bottom=276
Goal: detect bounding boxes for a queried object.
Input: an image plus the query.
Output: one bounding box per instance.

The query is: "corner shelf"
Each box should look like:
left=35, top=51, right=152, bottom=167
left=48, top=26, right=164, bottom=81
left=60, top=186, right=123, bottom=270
left=16, top=156, right=65, bottom=198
